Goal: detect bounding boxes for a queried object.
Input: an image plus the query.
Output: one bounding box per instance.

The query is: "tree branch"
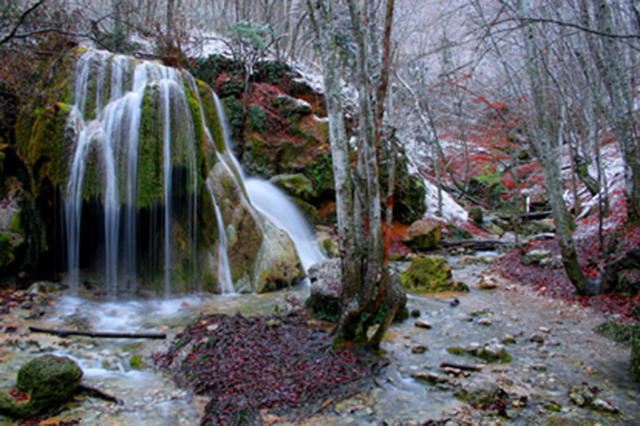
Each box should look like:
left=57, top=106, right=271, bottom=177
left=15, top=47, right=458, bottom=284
left=0, top=0, right=46, bottom=46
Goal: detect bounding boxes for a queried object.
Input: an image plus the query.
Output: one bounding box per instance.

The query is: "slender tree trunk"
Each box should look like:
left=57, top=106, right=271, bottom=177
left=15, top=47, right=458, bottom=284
left=518, top=0, right=599, bottom=295
left=590, top=0, right=640, bottom=222
left=306, top=0, right=362, bottom=341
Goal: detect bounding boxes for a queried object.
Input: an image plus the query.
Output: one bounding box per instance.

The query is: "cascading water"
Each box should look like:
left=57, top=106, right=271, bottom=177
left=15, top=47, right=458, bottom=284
left=64, top=50, right=200, bottom=298
left=245, top=179, right=324, bottom=271
left=61, top=48, right=312, bottom=298
left=209, top=90, right=324, bottom=273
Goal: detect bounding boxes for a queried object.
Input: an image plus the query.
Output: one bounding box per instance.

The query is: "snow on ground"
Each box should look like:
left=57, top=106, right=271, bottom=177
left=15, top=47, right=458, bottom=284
left=422, top=178, right=469, bottom=224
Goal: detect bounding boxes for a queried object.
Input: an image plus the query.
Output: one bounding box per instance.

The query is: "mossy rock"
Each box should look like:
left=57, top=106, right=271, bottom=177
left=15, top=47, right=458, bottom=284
left=402, top=219, right=441, bottom=251
left=594, top=320, right=636, bottom=344
left=270, top=174, right=316, bottom=202
left=400, top=255, right=469, bottom=293
left=0, top=355, right=82, bottom=419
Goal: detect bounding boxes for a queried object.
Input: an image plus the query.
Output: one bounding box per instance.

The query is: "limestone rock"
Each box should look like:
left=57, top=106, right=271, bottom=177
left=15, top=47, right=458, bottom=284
left=306, top=259, right=342, bottom=321
left=402, top=219, right=441, bottom=251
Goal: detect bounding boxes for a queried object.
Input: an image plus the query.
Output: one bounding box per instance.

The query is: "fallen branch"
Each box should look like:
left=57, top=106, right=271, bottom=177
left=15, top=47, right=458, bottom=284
left=439, top=239, right=510, bottom=251
left=440, top=362, right=483, bottom=372
left=498, top=211, right=553, bottom=221
left=78, top=384, right=123, bottom=405
left=28, top=326, right=166, bottom=339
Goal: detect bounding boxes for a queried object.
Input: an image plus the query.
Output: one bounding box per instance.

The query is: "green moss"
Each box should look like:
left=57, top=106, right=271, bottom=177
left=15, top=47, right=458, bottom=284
left=129, top=355, right=144, bottom=370
left=137, top=85, right=164, bottom=208
left=448, top=346, right=466, bottom=355
left=470, top=206, right=483, bottom=225
left=26, top=102, right=73, bottom=196
left=6, top=355, right=83, bottom=419
left=0, top=232, right=14, bottom=269
left=197, top=80, right=226, bottom=155
left=247, top=104, right=267, bottom=135
left=400, top=255, right=469, bottom=293
left=594, top=319, right=636, bottom=344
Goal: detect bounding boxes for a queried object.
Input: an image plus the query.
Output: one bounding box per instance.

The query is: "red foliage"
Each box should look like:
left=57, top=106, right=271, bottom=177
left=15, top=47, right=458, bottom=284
left=153, top=311, right=375, bottom=424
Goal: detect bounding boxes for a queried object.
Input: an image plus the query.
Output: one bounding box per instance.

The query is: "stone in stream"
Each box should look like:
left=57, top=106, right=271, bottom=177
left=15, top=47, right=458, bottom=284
left=414, top=319, right=432, bottom=329
left=0, top=355, right=83, bottom=419
left=411, top=345, right=428, bottom=354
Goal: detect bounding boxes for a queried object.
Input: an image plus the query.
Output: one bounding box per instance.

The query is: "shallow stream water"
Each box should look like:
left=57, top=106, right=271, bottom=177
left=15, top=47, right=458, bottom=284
left=1, top=259, right=638, bottom=425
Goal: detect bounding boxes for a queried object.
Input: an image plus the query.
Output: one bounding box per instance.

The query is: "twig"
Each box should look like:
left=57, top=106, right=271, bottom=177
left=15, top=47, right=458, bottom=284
left=78, top=384, right=123, bottom=405
left=440, top=362, right=482, bottom=372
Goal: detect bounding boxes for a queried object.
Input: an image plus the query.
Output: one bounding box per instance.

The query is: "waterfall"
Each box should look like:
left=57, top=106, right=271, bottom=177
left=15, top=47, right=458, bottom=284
left=245, top=179, right=324, bottom=271
left=61, top=48, right=310, bottom=297
left=64, top=50, right=198, bottom=297
left=206, top=182, right=234, bottom=293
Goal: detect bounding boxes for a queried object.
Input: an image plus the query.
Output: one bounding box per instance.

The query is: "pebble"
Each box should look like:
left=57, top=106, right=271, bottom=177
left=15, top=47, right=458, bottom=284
left=412, top=345, right=428, bottom=354
left=414, top=320, right=432, bottom=329
left=530, top=333, right=545, bottom=344
left=591, top=398, right=619, bottom=413
left=478, top=318, right=492, bottom=326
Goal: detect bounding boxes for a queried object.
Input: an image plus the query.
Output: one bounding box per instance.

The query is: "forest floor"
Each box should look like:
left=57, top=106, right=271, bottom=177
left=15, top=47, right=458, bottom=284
left=0, top=254, right=638, bottom=425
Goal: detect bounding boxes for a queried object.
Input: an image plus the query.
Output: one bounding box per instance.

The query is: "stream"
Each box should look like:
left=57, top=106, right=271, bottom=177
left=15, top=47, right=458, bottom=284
left=1, top=258, right=638, bottom=425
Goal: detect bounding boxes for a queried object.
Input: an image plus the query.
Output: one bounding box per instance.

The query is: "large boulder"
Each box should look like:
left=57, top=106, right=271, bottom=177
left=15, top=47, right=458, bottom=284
left=0, top=355, right=83, bottom=419
left=400, top=255, right=469, bottom=293
left=306, top=259, right=342, bottom=321
left=402, top=219, right=442, bottom=251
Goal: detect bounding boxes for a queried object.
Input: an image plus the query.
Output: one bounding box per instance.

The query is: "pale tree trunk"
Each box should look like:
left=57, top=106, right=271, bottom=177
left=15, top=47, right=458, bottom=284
left=307, top=0, right=397, bottom=347
left=590, top=0, right=640, bottom=222
left=518, top=0, right=600, bottom=295
left=306, top=0, right=362, bottom=340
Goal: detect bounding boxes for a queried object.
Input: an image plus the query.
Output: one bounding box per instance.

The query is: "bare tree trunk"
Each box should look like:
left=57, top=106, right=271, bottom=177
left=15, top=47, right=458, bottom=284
left=590, top=0, right=640, bottom=222
left=518, top=0, right=599, bottom=295
left=306, top=0, right=362, bottom=341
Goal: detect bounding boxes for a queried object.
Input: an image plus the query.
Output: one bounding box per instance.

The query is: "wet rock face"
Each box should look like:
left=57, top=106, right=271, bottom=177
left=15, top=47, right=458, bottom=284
left=0, top=355, right=83, bottom=419
left=400, top=255, right=469, bottom=293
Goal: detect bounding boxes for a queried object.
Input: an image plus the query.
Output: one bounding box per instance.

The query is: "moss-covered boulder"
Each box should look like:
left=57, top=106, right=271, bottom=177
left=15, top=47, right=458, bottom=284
left=0, top=355, right=82, bottom=419
left=271, top=173, right=316, bottom=202
left=402, top=219, right=442, bottom=251
left=400, top=255, right=469, bottom=293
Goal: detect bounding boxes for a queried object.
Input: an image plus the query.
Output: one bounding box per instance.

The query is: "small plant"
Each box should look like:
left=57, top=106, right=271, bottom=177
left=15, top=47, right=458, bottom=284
left=247, top=104, right=267, bottom=134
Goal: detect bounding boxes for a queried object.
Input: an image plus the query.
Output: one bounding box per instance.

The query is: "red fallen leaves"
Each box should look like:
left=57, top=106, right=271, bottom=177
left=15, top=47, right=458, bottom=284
left=153, top=311, right=375, bottom=425
left=492, top=227, right=639, bottom=323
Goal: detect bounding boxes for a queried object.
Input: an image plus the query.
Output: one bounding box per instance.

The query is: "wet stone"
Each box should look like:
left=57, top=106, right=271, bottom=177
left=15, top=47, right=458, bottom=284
left=477, top=318, right=492, bottom=326
left=412, top=345, right=428, bottom=354
left=414, top=320, right=432, bottom=329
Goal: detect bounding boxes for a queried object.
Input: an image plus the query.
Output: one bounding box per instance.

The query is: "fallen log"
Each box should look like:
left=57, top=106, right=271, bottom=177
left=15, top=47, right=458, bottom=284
left=439, top=239, right=510, bottom=251
left=498, top=211, right=553, bottom=221
left=28, top=326, right=166, bottom=339
left=439, top=362, right=483, bottom=372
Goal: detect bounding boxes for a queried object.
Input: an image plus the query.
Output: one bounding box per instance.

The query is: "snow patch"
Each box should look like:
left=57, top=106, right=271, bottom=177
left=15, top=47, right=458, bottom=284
left=422, top=178, right=469, bottom=224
